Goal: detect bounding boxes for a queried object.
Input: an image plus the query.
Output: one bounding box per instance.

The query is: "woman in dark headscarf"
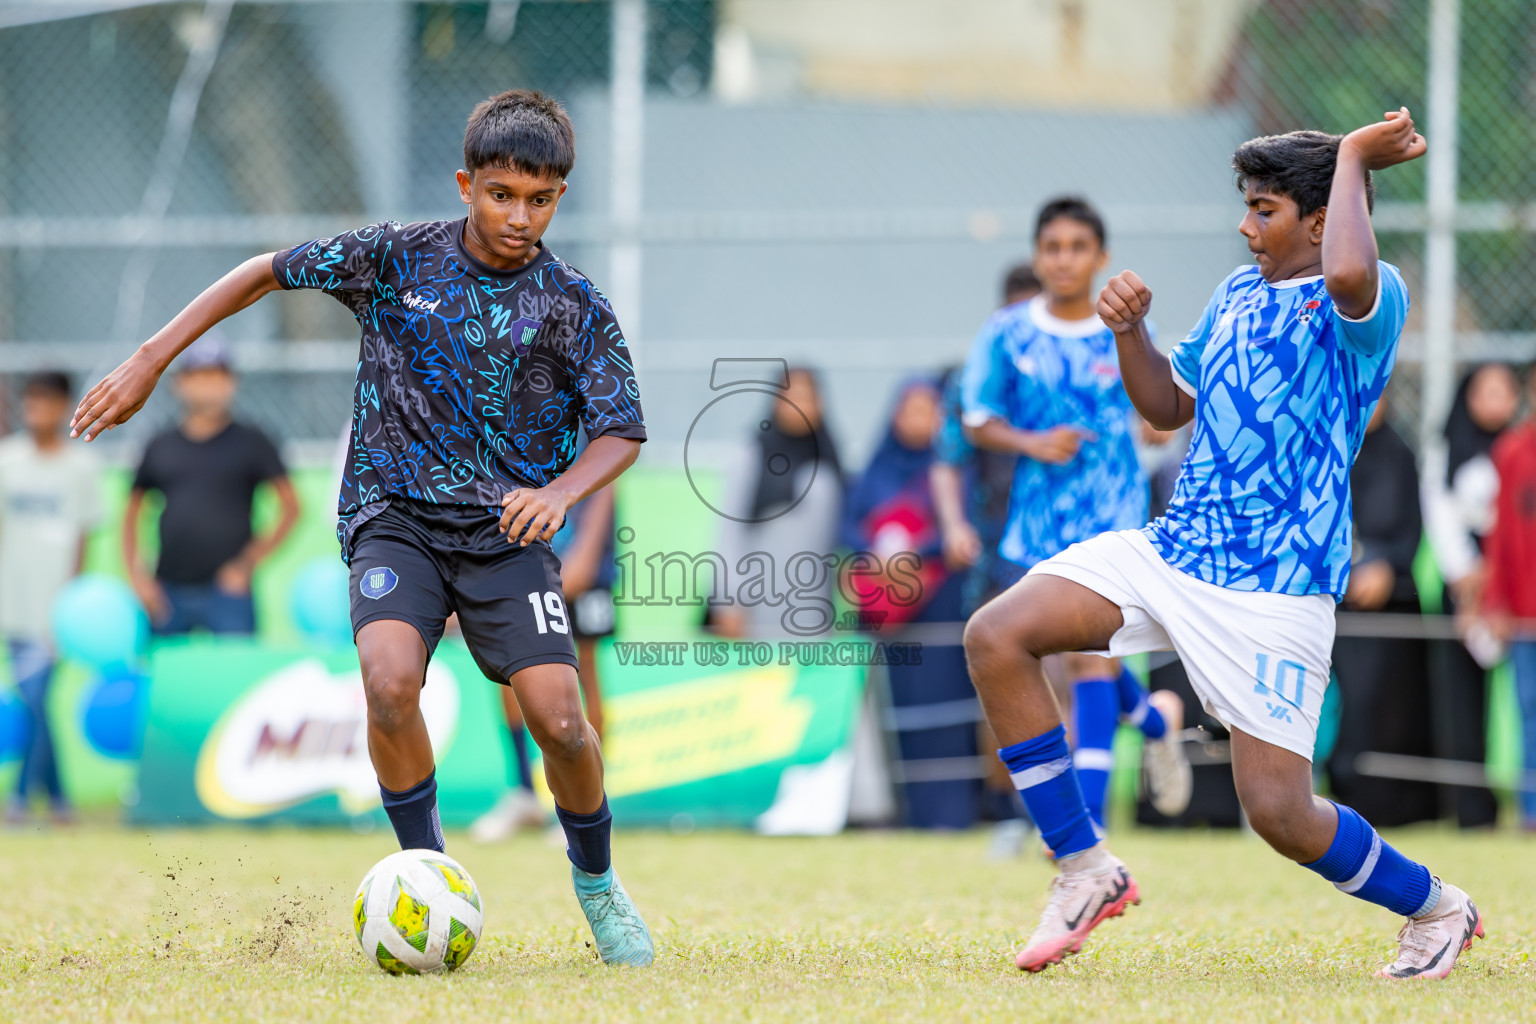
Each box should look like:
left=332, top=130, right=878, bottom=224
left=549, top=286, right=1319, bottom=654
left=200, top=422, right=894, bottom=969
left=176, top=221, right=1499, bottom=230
left=842, top=376, right=948, bottom=623
left=845, top=376, right=981, bottom=829
left=713, top=367, right=844, bottom=639
left=1421, top=362, right=1521, bottom=828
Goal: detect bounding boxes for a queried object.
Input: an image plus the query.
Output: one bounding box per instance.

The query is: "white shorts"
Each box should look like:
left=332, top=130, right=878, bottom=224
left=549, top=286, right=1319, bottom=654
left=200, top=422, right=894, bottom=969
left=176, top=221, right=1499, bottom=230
left=1029, top=529, right=1335, bottom=761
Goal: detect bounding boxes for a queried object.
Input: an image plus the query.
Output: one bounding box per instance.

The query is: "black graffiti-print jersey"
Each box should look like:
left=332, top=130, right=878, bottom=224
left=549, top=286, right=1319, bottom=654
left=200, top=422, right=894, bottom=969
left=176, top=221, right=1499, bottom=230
left=273, top=219, right=646, bottom=551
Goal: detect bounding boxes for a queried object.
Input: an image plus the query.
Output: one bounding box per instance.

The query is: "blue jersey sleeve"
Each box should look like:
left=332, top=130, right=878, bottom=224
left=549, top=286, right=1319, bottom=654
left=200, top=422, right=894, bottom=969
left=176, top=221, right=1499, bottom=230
left=960, top=317, right=1012, bottom=428
left=1333, top=260, right=1408, bottom=357
left=1167, top=279, right=1225, bottom=395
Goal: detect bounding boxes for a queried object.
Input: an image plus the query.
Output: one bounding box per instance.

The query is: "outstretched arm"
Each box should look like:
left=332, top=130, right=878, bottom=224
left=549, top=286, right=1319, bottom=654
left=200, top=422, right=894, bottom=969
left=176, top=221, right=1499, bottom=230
left=1325, top=108, right=1426, bottom=319
left=72, top=253, right=282, bottom=440
left=1098, top=272, right=1195, bottom=430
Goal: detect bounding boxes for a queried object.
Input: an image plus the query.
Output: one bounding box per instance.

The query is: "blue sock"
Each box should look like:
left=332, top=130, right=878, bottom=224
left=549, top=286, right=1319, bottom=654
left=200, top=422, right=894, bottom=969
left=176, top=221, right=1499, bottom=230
left=380, top=770, right=445, bottom=852
left=997, top=725, right=1098, bottom=859
left=508, top=726, right=535, bottom=792
left=1304, top=801, right=1439, bottom=917
left=556, top=796, right=613, bottom=875
left=1115, top=666, right=1166, bottom=739
left=1072, top=679, right=1119, bottom=828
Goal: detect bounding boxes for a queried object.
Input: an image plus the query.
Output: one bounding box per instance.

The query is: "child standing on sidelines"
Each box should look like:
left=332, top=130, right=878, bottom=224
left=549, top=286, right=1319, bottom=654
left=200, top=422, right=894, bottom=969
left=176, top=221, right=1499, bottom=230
left=1481, top=368, right=1536, bottom=830
left=71, top=90, right=654, bottom=966
left=961, top=197, right=1192, bottom=833
left=0, top=372, right=100, bottom=824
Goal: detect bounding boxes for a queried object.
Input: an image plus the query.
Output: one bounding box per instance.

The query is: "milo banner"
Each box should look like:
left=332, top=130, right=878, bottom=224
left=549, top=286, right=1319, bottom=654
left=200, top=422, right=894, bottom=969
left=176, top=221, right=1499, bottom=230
left=132, top=637, right=864, bottom=832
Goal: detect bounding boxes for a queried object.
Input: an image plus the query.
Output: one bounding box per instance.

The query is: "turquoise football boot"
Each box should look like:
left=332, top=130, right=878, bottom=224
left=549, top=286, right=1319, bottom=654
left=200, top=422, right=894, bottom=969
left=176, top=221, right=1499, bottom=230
left=572, top=865, right=655, bottom=966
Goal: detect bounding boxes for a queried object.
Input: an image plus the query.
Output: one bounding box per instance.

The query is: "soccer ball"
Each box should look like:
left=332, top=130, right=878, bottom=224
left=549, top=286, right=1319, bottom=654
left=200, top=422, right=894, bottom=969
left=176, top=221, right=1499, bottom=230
left=352, top=849, right=485, bottom=975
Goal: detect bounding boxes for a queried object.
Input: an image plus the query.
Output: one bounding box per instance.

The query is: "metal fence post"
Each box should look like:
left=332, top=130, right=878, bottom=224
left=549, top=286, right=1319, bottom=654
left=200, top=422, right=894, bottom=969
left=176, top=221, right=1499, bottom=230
left=1420, top=0, right=1461, bottom=454
left=609, top=0, right=646, bottom=360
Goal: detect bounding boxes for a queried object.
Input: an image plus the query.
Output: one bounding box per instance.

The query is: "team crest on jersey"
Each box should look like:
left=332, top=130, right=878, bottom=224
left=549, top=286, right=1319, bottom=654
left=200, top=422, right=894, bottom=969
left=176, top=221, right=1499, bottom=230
left=360, top=567, right=399, bottom=600
left=1297, top=299, right=1322, bottom=324
left=508, top=317, right=542, bottom=357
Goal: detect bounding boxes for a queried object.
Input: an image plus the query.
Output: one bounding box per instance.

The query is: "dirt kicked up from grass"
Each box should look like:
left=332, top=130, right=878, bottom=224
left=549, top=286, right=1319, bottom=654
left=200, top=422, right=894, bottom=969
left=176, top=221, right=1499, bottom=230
left=0, top=824, right=1530, bottom=1022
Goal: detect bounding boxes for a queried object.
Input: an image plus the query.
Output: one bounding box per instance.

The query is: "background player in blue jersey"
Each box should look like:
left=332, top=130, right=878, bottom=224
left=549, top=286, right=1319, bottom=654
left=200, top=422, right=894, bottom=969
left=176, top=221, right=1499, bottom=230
left=70, top=90, right=655, bottom=967
left=960, top=198, right=1192, bottom=833
left=964, top=108, right=1484, bottom=980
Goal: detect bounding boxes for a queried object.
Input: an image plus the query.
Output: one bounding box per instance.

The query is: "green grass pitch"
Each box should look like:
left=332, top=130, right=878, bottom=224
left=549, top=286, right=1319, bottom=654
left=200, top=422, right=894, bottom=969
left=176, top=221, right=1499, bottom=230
left=1, top=824, right=1531, bottom=1021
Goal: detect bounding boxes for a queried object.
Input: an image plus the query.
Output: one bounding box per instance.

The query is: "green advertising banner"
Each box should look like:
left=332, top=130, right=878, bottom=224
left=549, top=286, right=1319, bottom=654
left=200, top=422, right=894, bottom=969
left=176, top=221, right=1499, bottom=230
left=132, top=637, right=865, bottom=831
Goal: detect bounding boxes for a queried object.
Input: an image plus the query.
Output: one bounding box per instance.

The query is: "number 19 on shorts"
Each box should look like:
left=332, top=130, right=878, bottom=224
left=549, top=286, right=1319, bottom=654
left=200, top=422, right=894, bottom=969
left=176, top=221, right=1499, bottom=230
left=528, top=591, right=569, bottom=634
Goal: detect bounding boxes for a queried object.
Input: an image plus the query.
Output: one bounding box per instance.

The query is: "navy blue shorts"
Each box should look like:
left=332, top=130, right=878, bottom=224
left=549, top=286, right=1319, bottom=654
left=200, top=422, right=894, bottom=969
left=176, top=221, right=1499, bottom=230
left=348, top=500, right=578, bottom=684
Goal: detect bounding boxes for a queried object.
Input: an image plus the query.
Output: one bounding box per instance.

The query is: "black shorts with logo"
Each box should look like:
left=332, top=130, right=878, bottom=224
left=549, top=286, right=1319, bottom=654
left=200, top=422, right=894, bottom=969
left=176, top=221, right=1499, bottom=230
left=348, top=498, right=578, bottom=683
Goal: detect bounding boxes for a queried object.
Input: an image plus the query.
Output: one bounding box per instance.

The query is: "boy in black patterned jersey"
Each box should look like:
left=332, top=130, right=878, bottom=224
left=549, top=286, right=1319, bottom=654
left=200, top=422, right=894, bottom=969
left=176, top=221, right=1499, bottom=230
left=72, top=90, right=654, bottom=966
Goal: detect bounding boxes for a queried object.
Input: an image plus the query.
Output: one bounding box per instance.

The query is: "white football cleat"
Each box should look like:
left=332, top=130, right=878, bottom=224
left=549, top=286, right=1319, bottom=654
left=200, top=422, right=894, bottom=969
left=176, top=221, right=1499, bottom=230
left=1377, top=880, right=1484, bottom=980
left=468, top=788, right=547, bottom=843
left=1143, top=690, right=1193, bottom=818
left=987, top=818, right=1035, bottom=862
left=1015, top=849, right=1139, bottom=972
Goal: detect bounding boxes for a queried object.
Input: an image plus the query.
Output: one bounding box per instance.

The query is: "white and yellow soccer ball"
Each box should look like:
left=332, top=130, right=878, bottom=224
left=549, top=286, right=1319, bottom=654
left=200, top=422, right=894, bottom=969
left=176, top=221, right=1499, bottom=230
left=352, top=849, right=484, bottom=975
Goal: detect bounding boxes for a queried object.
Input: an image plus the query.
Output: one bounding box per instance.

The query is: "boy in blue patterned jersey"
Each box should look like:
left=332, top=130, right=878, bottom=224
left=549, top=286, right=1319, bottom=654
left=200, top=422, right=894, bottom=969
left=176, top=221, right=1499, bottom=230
left=964, top=109, right=1482, bottom=979
left=72, top=90, right=654, bottom=966
left=960, top=198, right=1192, bottom=834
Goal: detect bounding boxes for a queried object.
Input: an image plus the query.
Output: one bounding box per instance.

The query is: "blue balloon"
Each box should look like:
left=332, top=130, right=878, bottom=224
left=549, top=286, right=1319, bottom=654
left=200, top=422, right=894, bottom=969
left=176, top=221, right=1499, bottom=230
left=0, top=691, right=27, bottom=761
left=51, top=575, right=147, bottom=672
left=290, top=557, right=353, bottom=646
left=80, top=669, right=149, bottom=760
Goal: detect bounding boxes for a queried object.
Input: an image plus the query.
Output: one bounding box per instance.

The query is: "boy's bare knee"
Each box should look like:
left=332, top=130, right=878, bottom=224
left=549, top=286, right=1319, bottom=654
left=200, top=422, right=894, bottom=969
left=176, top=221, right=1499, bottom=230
left=529, top=709, right=589, bottom=763
left=964, top=602, right=1041, bottom=665
left=362, top=665, right=422, bottom=732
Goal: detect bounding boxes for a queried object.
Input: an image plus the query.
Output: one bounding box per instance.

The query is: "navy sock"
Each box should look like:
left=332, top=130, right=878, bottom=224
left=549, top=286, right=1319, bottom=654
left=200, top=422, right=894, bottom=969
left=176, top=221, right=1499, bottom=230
left=1072, top=678, right=1118, bottom=829
left=379, top=770, right=445, bottom=852
left=1115, top=666, right=1166, bottom=740
left=1304, top=801, right=1438, bottom=917
left=508, top=727, right=535, bottom=792
left=555, top=796, right=613, bottom=876
left=998, top=725, right=1098, bottom=859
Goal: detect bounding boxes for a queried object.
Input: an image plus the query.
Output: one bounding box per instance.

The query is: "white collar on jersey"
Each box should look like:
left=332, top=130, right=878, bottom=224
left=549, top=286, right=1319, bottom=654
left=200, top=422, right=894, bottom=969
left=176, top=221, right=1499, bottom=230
left=1027, top=295, right=1106, bottom=337
left=1266, top=273, right=1324, bottom=289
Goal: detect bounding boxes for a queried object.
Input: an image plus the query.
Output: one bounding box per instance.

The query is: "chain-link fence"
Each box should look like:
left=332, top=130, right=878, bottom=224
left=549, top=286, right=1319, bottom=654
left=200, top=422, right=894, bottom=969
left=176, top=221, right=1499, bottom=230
left=0, top=0, right=1527, bottom=464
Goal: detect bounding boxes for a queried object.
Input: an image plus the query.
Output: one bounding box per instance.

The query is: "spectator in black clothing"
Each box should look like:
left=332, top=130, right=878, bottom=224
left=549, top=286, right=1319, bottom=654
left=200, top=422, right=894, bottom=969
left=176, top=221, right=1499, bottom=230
left=1421, top=363, right=1521, bottom=828
left=124, top=335, right=300, bottom=635
left=1327, top=398, right=1438, bottom=825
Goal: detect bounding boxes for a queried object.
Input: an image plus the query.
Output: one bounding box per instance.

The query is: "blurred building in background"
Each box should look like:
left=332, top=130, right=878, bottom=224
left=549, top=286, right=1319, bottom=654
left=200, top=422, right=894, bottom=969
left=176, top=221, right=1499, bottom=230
left=0, top=0, right=1529, bottom=467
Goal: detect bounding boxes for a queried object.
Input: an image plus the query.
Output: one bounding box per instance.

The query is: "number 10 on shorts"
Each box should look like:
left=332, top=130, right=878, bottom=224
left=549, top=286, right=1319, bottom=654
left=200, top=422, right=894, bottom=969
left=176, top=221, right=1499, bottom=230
left=1253, top=653, right=1305, bottom=723
left=528, top=591, right=569, bottom=634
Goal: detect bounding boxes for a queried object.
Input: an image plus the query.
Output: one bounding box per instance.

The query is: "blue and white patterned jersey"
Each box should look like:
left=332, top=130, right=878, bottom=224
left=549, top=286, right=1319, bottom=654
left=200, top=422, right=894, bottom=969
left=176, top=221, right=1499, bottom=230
left=1146, top=262, right=1407, bottom=597
left=961, top=297, right=1148, bottom=569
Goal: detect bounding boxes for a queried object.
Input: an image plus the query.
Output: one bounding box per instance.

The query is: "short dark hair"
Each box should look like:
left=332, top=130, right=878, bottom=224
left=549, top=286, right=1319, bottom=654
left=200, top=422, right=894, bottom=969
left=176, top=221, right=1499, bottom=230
left=463, top=89, right=576, bottom=179
left=23, top=371, right=71, bottom=398
left=1034, top=196, right=1106, bottom=248
left=1002, top=262, right=1041, bottom=303
left=1231, top=130, right=1375, bottom=217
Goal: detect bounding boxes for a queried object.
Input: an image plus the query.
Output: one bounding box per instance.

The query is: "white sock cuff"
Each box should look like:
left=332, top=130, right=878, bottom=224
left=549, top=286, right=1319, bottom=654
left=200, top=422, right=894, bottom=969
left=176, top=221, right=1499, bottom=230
left=1072, top=747, right=1115, bottom=773
left=1412, top=875, right=1445, bottom=919
left=1057, top=843, right=1111, bottom=874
